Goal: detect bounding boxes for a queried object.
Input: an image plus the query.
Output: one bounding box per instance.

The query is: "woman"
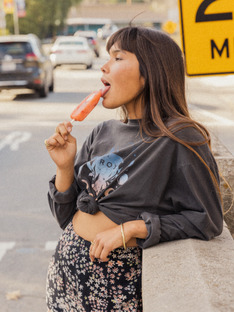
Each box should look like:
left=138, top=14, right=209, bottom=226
left=45, top=26, right=223, bottom=311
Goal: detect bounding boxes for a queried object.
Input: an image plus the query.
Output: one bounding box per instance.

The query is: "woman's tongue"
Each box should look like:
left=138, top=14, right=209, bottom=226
left=101, top=85, right=111, bottom=97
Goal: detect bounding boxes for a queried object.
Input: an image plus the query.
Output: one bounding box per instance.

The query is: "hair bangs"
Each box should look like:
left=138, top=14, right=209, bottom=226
left=106, top=27, right=138, bottom=54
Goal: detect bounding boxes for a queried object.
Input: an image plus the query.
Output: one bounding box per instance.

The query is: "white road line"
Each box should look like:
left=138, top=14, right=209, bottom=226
left=191, top=108, right=234, bottom=127
left=195, top=75, right=234, bottom=87
left=0, top=241, right=58, bottom=260
left=45, top=241, right=57, bottom=251
left=0, top=131, right=32, bottom=151
left=0, top=242, right=15, bottom=261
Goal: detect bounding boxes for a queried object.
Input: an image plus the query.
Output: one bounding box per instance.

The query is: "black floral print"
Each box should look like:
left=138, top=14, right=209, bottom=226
left=46, top=222, right=142, bottom=311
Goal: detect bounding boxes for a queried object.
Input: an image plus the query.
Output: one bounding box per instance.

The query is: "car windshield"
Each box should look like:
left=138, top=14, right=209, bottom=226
left=0, top=42, right=33, bottom=59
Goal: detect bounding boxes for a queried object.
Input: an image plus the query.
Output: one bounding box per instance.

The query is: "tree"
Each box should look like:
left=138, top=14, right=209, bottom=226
left=6, top=0, right=82, bottom=39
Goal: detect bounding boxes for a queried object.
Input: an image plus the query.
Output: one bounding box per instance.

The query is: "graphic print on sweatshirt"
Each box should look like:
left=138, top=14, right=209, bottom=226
left=79, top=148, right=135, bottom=197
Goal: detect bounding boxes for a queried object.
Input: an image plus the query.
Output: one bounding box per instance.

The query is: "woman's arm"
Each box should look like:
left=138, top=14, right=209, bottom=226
left=89, top=159, right=223, bottom=260
left=89, top=220, right=148, bottom=262
left=55, top=166, right=75, bottom=193
left=45, top=121, right=77, bottom=183
left=46, top=121, right=98, bottom=229
left=136, top=161, right=223, bottom=249
left=48, top=176, right=78, bottom=230
left=45, top=121, right=78, bottom=228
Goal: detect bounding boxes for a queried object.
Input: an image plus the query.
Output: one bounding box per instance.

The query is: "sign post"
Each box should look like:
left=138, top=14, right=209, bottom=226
left=13, top=0, right=19, bottom=34
left=178, top=0, right=234, bottom=76
left=0, top=0, right=6, bottom=34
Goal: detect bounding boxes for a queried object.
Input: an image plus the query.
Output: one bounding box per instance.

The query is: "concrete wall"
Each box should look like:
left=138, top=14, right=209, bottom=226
left=212, top=135, right=234, bottom=236
left=142, top=225, right=234, bottom=312
left=142, top=135, right=234, bottom=311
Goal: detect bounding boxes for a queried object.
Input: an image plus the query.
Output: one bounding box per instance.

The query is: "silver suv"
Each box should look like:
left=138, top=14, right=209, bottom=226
left=0, top=34, right=54, bottom=97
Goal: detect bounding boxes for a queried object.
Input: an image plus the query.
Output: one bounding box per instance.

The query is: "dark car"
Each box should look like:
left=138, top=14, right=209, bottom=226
left=0, top=34, right=54, bottom=97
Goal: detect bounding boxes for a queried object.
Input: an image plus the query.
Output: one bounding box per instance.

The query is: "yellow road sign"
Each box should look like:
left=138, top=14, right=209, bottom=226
left=3, top=0, right=14, bottom=14
left=178, top=0, right=234, bottom=76
left=162, top=21, right=177, bottom=34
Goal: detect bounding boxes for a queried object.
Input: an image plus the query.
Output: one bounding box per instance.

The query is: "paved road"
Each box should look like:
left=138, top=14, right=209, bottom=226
left=0, top=54, right=233, bottom=311
left=0, top=56, right=116, bottom=311
left=186, top=75, right=234, bottom=156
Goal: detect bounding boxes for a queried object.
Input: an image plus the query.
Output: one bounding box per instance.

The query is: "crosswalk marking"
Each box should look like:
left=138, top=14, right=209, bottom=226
left=0, top=131, right=32, bottom=151
left=0, top=241, right=58, bottom=262
left=45, top=241, right=57, bottom=251
left=0, top=242, right=15, bottom=261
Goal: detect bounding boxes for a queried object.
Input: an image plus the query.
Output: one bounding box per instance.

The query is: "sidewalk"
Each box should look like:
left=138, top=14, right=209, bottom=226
left=186, top=75, right=234, bottom=156
left=143, top=75, right=234, bottom=312
left=186, top=75, right=234, bottom=236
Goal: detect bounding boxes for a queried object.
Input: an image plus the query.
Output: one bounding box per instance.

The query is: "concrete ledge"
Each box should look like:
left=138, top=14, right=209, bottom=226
left=212, top=134, right=234, bottom=236
left=142, top=136, right=234, bottom=311
left=142, top=224, right=234, bottom=312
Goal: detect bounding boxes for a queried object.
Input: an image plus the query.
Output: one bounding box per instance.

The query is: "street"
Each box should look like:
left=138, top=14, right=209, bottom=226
left=0, top=54, right=234, bottom=311
left=0, top=56, right=117, bottom=311
left=186, top=75, right=234, bottom=156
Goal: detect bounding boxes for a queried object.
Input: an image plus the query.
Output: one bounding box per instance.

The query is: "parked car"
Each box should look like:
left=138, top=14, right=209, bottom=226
left=74, top=30, right=100, bottom=57
left=97, top=24, right=118, bottom=40
left=0, top=34, right=54, bottom=98
left=50, top=36, right=94, bottom=69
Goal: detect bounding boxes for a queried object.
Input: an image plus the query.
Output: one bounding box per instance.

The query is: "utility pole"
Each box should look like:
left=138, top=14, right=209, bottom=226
left=13, top=0, right=19, bottom=34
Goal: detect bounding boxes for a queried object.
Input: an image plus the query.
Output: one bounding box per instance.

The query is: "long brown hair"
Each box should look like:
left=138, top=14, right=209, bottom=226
left=106, top=26, right=223, bottom=206
left=107, top=27, right=209, bottom=142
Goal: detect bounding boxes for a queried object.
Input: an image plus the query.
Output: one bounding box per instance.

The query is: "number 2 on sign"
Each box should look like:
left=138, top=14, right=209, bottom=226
left=196, top=0, right=233, bottom=23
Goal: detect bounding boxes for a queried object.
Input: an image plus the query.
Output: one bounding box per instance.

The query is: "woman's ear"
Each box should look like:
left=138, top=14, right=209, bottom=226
left=140, top=76, right=145, bottom=91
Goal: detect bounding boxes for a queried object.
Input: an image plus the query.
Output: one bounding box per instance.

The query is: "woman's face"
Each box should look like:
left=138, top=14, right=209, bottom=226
left=101, top=43, right=145, bottom=119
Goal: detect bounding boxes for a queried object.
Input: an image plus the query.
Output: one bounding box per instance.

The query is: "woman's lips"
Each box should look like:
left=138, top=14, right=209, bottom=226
left=101, top=78, right=111, bottom=97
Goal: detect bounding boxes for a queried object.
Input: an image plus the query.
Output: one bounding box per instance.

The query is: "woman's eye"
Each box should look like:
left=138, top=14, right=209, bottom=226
left=115, top=57, right=122, bottom=61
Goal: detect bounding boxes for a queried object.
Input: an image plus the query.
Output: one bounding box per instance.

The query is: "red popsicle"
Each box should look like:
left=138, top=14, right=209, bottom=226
left=70, top=85, right=110, bottom=122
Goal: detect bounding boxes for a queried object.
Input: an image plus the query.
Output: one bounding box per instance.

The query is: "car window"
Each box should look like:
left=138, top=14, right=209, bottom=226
left=35, top=38, right=44, bottom=56
left=58, top=41, right=84, bottom=46
left=0, top=42, right=33, bottom=59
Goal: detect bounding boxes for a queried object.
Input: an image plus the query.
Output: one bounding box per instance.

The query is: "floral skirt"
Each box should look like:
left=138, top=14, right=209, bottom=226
left=46, top=222, right=142, bottom=312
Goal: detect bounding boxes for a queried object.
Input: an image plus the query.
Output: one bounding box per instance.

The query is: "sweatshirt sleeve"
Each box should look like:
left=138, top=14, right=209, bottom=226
left=137, top=161, right=223, bottom=249
left=47, top=127, right=97, bottom=229
left=47, top=175, right=79, bottom=230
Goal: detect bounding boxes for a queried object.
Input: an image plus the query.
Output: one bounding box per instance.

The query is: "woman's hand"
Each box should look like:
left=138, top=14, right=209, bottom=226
left=89, top=225, right=124, bottom=262
left=45, top=121, right=77, bottom=170
left=89, top=220, right=147, bottom=262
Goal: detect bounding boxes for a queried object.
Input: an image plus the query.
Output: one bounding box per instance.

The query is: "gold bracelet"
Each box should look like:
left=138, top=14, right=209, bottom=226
left=120, top=223, right=127, bottom=250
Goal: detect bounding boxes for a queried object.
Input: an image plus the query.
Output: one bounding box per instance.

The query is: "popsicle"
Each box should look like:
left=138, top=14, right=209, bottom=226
left=70, top=85, right=110, bottom=122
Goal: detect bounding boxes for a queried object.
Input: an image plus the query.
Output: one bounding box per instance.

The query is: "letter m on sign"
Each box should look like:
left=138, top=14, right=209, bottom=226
left=211, top=39, right=229, bottom=59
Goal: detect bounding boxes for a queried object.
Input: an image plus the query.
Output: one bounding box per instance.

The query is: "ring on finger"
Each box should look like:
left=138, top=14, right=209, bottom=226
left=44, top=139, right=50, bottom=148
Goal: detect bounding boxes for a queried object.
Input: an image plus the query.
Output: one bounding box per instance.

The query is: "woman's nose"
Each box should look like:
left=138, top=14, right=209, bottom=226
left=101, top=64, right=106, bottom=73
left=101, top=61, right=109, bottom=73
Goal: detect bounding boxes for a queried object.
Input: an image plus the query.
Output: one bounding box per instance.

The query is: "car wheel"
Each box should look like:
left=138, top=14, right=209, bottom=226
left=38, top=82, right=49, bottom=98
left=49, top=79, right=54, bottom=92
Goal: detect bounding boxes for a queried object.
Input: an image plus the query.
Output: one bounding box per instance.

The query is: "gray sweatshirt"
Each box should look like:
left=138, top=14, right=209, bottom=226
left=48, top=119, right=223, bottom=248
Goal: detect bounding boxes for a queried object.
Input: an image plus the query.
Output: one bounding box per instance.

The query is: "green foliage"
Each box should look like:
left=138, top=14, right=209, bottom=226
left=6, top=0, right=81, bottom=39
